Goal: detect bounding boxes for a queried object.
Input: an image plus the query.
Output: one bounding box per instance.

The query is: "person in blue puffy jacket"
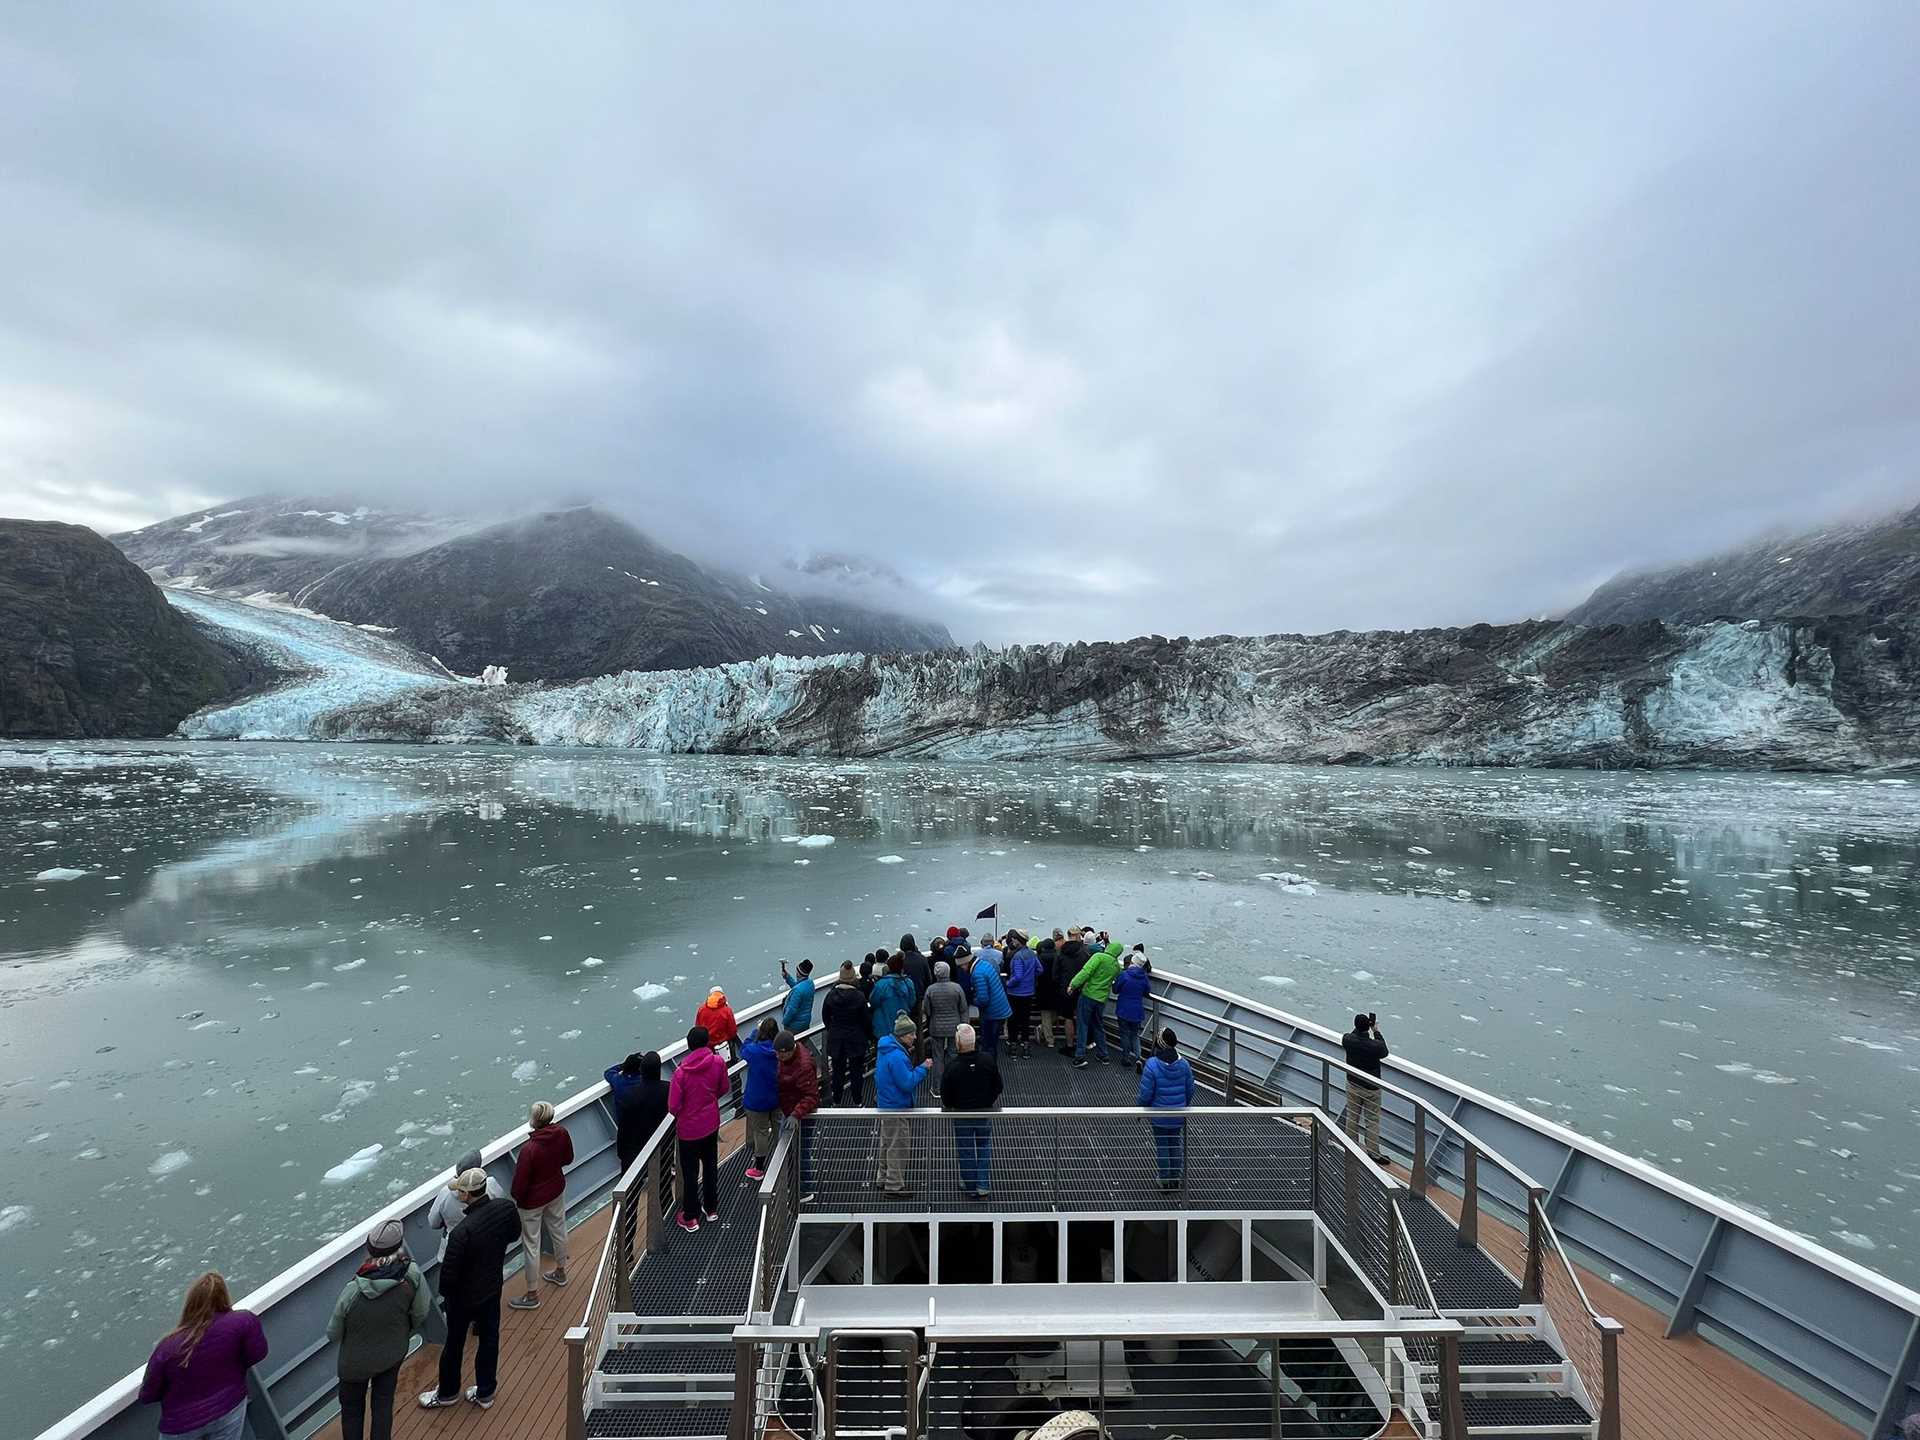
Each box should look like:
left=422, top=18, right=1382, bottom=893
left=741, top=1018, right=781, bottom=1180
left=1138, top=1028, right=1195, bottom=1190
left=874, top=1015, right=931, bottom=1194
left=1112, top=948, right=1154, bottom=1072
left=1004, top=938, right=1041, bottom=1058
left=969, top=945, right=1012, bottom=1057
left=869, top=955, right=918, bottom=1041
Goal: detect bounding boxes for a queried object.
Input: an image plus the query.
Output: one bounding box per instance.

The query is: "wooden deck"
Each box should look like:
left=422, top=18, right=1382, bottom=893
left=321, top=1157, right=1859, bottom=1440
left=1416, top=1178, right=1855, bottom=1440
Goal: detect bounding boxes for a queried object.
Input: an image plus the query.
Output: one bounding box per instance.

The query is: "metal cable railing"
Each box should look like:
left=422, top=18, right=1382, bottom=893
left=1393, top=1204, right=1441, bottom=1317
left=749, top=1125, right=798, bottom=1316
left=1534, top=1193, right=1622, bottom=1439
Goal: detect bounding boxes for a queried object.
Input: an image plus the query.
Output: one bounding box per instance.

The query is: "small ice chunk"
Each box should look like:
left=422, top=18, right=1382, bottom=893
left=795, top=834, right=835, bottom=848
left=1260, top=976, right=1296, bottom=987
left=876, top=855, right=905, bottom=865
left=512, top=1059, right=540, bottom=1083
left=149, top=1150, right=192, bottom=1177
left=0, top=1204, right=30, bottom=1234
left=323, top=1144, right=384, bottom=1184
left=34, top=867, right=89, bottom=882
left=632, top=982, right=670, bottom=1002
left=557, top=1029, right=582, bottom=1041
left=582, top=958, right=604, bottom=968
left=333, top=958, right=366, bottom=972
left=1831, top=1229, right=1876, bottom=1251
left=1351, top=969, right=1375, bottom=982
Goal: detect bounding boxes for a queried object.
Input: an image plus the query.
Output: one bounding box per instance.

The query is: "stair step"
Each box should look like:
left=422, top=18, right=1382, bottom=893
left=1406, top=1338, right=1564, bottom=1368
left=586, top=1401, right=734, bottom=1438
left=1461, top=1392, right=1593, bottom=1430
left=600, top=1341, right=738, bottom=1378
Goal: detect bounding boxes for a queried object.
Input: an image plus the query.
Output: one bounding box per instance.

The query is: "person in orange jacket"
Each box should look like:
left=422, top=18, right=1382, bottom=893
left=696, top=988, right=740, bottom=1063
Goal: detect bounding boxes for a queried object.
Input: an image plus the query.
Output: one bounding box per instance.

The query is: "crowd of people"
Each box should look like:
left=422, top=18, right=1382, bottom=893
left=136, top=920, right=1388, bottom=1440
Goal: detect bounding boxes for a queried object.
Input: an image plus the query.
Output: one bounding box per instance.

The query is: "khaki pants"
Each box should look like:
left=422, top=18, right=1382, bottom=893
left=876, top=1116, right=912, bottom=1193
left=1343, top=1083, right=1382, bottom=1156
left=925, top=1034, right=952, bottom=1093
left=518, top=1198, right=567, bottom=1287
left=747, top=1108, right=778, bottom=1166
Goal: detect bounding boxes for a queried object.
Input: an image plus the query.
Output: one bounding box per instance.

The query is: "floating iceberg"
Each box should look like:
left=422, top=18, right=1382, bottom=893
left=323, top=1144, right=384, bottom=1184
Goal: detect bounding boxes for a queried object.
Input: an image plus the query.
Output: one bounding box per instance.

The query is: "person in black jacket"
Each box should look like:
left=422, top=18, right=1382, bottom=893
left=418, top=1169, right=520, bottom=1411
left=612, top=1052, right=670, bottom=1175
left=940, top=1025, right=1004, bottom=1199
left=898, top=933, right=932, bottom=1004
left=821, top=962, right=872, bottom=1106
left=1052, top=932, right=1090, bottom=1052
left=1341, top=1012, right=1390, bottom=1164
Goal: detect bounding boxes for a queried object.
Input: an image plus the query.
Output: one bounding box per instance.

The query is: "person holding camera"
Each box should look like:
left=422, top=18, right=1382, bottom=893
left=1341, top=1012, right=1390, bottom=1164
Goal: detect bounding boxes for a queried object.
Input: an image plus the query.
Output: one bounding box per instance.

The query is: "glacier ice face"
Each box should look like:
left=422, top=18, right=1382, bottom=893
left=168, top=590, right=453, bottom=739
left=322, top=614, right=1920, bottom=771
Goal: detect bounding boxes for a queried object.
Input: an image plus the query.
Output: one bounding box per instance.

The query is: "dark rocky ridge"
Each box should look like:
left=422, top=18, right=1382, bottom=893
left=0, top=520, right=271, bottom=738
left=1569, top=501, right=1920, bottom=626
left=116, top=500, right=953, bottom=681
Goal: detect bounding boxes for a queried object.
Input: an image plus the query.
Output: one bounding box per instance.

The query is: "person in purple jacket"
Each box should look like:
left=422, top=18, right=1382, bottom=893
left=139, top=1271, right=269, bottom=1440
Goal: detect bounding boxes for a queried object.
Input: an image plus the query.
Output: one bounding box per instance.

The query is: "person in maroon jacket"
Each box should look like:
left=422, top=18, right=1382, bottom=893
left=507, top=1100, right=573, bottom=1310
left=775, top=1029, right=820, bottom=1202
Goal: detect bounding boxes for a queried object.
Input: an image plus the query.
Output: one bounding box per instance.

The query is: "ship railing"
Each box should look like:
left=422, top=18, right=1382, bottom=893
left=798, top=1103, right=1423, bottom=1317
left=1533, top=1190, right=1625, bottom=1440
left=732, top=1316, right=1477, bottom=1440
left=1144, top=986, right=1554, bottom=1287
left=1148, top=968, right=1920, bottom=1437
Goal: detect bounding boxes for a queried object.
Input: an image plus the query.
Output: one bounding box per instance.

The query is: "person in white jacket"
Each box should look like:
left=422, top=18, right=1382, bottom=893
left=426, top=1148, right=504, bottom=1261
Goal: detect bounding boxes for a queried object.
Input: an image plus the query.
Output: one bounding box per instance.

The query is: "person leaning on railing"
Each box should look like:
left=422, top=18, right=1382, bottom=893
left=139, top=1272, right=268, bottom=1440
left=775, top=1028, right=819, bottom=1202
left=821, top=963, right=872, bottom=1106
left=508, top=1101, right=573, bottom=1309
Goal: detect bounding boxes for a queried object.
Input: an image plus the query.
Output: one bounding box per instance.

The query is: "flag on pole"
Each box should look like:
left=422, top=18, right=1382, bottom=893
left=975, top=902, right=997, bottom=921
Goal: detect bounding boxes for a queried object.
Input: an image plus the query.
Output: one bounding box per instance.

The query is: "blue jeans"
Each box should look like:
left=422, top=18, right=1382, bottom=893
left=979, top=1015, right=1002, bottom=1055
left=953, top=1119, right=993, bottom=1194
left=1075, top=995, right=1109, bottom=1059
left=1117, top=1018, right=1142, bottom=1066
left=1152, top=1120, right=1185, bottom=1183
left=163, top=1400, right=248, bottom=1440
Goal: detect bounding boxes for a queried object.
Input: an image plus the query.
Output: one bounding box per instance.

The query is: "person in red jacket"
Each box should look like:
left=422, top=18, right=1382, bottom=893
left=775, top=1029, right=820, bottom=1202
left=668, top=1025, right=732, bottom=1231
left=507, top=1100, right=573, bottom=1310
left=696, top=988, right=740, bottom=1063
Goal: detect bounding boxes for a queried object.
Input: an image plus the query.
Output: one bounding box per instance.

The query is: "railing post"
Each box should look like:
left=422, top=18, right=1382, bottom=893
left=1437, top=1331, right=1468, bottom=1440
left=1521, top=1187, right=1546, bottom=1303
left=1268, top=1340, right=1284, bottom=1437
left=1387, top=1216, right=1400, bottom=1304
left=1096, top=1335, right=1106, bottom=1435
left=1319, top=1057, right=1331, bottom=1114
left=823, top=1336, right=838, bottom=1440
left=1597, top=1317, right=1624, bottom=1440
left=565, top=1326, right=589, bottom=1440
left=613, top=1186, right=632, bottom=1314
left=1411, top=1103, right=1428, bottom=1194
left=1457, top=1142, right=1479, bottom=1248
left=1308, top=1114, right=1319, bottom=1212
left=728, top=1337, right=758, bottom=1440
left=905, top=1335, right=922, bottom=1440
left=1227, top=1028, right=1239, bottom=1104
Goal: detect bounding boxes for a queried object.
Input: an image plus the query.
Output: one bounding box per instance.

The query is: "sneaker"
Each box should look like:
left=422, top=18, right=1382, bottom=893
left=745, top=1166, right=766, bottom=1180
left=466, top=1387, right=495, bottom=1409
left=1371, top=1154, right=1392, bottom=1167
left=1073, top=1059, right=1090, bottom=1069
left=543, top=1267, right=568, bottom=1286
left=419, top=1390, right=461, bottom=1409
left=976, top=1188, right=991, bottom=1199
left=799, top=1192, right=817, bottom=1204
left=676, top=1214, right=701, bottom=1233
left=508, top=1292, right=540, bottom=1310
left=1096, top=1055, right=1110, bottom=1065
left=705, top=1210, right=721, bottom=1222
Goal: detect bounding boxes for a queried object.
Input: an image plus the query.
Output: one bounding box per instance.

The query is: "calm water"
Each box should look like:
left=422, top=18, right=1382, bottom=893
left=4, top=743, right=1919, bottom=1431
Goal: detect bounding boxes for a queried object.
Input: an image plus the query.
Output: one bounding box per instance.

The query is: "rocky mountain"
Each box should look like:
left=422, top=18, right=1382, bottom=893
left=0, top=520, right=271, bottom=738
left=1568, top=501, right=1920, bottom=626
left=262, top=612, right=1918, bottom=771
left=116, top=500, right=953, bottom=680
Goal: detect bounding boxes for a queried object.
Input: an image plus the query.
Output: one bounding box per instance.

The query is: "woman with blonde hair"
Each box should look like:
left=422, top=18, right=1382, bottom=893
left=138, top=1271, right=268, bottom=1439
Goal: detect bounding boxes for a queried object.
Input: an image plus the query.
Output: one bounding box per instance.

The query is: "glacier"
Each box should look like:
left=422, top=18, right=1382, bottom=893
left=174, top=593, right=1920, bottom=771
left=167, top=589, right=455, bottom=739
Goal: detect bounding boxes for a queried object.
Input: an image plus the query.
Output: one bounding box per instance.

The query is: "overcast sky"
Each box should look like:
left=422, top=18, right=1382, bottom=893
left=2, top=3, right=1916, bottom=643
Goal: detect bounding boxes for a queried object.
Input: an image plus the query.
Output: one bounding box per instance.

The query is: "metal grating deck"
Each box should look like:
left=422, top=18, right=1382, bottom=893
left=599, top=1341, right=737, bottom=1376
left=1404, top=1337, right=1564, bottom=1368
left=1395, top=1193, right=1523, bottom=1310
left=584, top=1402, right=733, bottom=1438
left=627, top=1149, right=760, bottom=1317
left=1461, top=1392, right=1594, bottom=1427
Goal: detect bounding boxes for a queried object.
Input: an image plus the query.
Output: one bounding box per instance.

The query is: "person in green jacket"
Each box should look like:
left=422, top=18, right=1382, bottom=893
left=1069, top=939, right=1123, bottom=1066
left=327, top=1219, right=430, bottom=1440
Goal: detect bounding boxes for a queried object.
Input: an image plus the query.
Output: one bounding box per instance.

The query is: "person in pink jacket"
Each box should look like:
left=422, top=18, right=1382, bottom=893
left=667, top=1025, right=731, bottom=1232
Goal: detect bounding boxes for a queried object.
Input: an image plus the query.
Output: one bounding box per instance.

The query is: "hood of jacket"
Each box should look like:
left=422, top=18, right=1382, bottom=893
left=353, top=1257, right=412, bottom=1297
left=677, top=1045, right=728, bottom=1084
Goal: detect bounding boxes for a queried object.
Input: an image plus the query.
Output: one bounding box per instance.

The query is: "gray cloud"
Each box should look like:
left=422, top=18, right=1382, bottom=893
left=2, top=2, right=1916, bottom=642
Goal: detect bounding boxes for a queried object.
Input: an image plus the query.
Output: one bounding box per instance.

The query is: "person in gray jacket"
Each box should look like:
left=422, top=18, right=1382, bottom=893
left=327, top=1220, right=430, bottom=1440
left=920, top=960, right=968, bottom=1097
left=425, top=1149, right=503, bottom=1263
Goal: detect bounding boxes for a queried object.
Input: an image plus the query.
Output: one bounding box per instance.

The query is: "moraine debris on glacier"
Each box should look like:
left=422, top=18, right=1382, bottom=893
left=297, top=613, right=1920, bottom=771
